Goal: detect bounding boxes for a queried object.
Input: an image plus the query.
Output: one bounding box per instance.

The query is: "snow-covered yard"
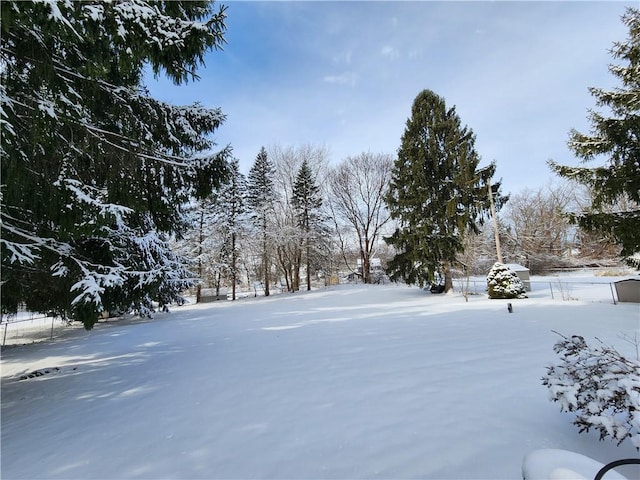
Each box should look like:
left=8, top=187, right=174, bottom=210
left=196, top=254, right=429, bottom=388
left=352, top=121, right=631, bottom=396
left=1, top=280, right=639, bottom=479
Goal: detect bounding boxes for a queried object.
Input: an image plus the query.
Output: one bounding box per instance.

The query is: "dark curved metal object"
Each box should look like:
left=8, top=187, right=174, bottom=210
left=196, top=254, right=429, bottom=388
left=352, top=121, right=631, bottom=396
left=594, top=458, right=640, bottom=480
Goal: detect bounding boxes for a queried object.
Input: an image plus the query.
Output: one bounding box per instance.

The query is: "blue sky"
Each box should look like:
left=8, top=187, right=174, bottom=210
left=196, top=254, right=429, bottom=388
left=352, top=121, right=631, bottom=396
left=146, top=1, right=635, bottom=194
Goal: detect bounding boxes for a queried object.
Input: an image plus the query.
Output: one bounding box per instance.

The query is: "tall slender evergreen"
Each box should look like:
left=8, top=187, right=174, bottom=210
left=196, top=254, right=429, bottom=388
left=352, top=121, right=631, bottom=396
left=246, top=147, right=276, bottom=296
left=292, top=160, right=325, bottom=291
left=385, top=89, right=497, bottom=291
left=214, top=159, right=248, bottom=300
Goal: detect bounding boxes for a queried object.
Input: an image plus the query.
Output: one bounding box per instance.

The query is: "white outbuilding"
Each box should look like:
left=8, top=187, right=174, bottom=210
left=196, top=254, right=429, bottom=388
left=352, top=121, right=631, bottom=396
left=504, top=263, right=531, bottom=292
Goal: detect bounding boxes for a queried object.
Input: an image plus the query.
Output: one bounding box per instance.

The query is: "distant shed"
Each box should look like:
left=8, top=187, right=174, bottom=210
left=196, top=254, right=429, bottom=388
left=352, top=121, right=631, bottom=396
left=505, top=263, right=531, bottom=292
left=614, top=278, right=640, bottom=303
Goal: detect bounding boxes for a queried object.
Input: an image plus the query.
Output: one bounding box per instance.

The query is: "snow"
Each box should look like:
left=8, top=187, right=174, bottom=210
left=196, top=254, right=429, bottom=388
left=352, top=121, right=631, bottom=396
left=37, top=99, right=56, bottom=119
left=2, top=279, right=639, bottom=479
left=82, top=4, right=104, bottom=22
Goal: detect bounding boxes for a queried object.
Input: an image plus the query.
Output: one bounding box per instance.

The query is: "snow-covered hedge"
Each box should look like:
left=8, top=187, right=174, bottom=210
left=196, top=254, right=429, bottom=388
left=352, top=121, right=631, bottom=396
left=542, top=333, right=640, bottom=450
left=486, top=262, right=527, bottom=299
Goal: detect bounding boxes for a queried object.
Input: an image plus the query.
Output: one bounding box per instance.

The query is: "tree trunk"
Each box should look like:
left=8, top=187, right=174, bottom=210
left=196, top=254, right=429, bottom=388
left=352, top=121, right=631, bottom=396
left=263, top=257, right=270, bottom=296
left=360, top=248, right=371, bottom=284
left=263, top=223, right=270, bottom=296
left=293, top=262, right=300, bottom=291
left=276, top=247, right=291, bottom=292
left=197, top=210, right=204, bottom=303
left=364, top=236, right=371, bottom=284
left=364, top=256, right=371, bottom=284
left=305, top=234, right=311, bottom=290
left=231, top=232, right=237, bottom=301
left=284, top=269, right=291, bottom=292
left=293, top=248, right=302, bottom=291
left=444, top=262, right=453, bottom=292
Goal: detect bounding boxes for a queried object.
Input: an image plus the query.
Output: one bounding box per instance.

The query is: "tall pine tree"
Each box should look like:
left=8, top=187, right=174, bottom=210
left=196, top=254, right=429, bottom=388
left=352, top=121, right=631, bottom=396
left=549, top=7, right=640, bottom=262
left=0, top=1, right=230, bottom=328
left=213, top=159, right=247, bottom=300
left=385, top=89, right=497, bottom=291
left=246, top=147, right=276, bottom=296
left=292, top=159, right=326, bottom=291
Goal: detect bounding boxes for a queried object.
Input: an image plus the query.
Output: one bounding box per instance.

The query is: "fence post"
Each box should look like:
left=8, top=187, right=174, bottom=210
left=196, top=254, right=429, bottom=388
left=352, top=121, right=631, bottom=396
left=609, top=282, right=617, bottom=305
left=2, top=322, right=7, bottom=348
left=549, top=282, right=554, bottom=299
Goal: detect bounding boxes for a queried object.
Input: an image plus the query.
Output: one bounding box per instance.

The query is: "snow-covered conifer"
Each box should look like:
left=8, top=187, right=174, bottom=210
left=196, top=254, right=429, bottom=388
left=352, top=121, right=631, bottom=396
left=177, top=199, right=225, bottom=303
left=0, top=1, right=230, bottom=328
left=213, top=159, right=248, bottom=300
left=292, top=160, right=329, bottom=291
left=486, top=262, right=527, bottom=299
left=246, top=147, right=276, bottom=296
left=549, top=8, right=640, bottom=262
left=385, top=90, right=502, bottom=291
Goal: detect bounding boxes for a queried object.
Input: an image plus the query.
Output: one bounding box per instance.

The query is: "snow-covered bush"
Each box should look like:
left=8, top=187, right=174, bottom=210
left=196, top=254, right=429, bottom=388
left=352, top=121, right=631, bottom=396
left=542, top=333, right=640, bottom=450
left=486, top=262, right=527, bottom=299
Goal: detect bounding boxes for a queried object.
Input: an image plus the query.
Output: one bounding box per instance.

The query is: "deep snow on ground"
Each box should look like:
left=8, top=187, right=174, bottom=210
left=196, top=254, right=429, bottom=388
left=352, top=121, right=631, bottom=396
left=1, top=281, right=639, bottom=479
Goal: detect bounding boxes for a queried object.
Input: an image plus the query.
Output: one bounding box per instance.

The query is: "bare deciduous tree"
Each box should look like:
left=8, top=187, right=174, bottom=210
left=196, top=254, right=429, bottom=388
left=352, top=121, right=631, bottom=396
left=328, top=153, right=393, bottom=283
left=501, top=181, right=577, bottom=273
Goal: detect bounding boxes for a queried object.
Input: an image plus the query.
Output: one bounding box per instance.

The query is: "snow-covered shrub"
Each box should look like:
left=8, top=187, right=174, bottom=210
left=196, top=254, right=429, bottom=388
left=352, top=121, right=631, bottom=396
left=486, top=262, right=527, bottom=299
left=542, top=333, right=640, bottom=450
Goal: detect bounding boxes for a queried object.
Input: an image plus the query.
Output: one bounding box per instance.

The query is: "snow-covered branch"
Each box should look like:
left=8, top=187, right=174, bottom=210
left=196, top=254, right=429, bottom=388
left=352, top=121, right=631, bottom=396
left=542, top=333, right=640, bottom=450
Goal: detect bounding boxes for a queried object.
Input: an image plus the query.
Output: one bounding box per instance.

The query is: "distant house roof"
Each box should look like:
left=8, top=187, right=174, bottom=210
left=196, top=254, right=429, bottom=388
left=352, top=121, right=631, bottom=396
left=505, top=263, right=529, bottom=272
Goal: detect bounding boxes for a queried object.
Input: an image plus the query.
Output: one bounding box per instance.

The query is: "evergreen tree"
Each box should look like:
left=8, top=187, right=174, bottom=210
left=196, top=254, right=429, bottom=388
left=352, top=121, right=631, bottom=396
left=486, top=262, right=527, bottom=299
left=292, top=159, right=326, bottom=291
left=385, top=89, right=498, bottom=291
left=549, top=7, right=640, bottom=261
left=0, top=1, right=230, bottom=328
left=246, top=147, right=276, bottom=296
left=269, top=143, right=330, bottom=291
left=213, top=159, right=247, bottom=300
left=177, top=197, right=224, bottom=303
left=177, top=160, right=245, bottom=302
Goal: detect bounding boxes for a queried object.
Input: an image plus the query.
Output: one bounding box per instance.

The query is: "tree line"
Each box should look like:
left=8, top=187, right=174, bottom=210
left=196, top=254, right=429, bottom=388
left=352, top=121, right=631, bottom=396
left=1, top=2, right=637, bottom=328
left=176, top=146, right=396, bottom=301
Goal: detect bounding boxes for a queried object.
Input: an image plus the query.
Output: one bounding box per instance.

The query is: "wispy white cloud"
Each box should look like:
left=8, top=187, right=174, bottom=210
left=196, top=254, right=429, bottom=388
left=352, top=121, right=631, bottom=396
left=380, top=45, right=399, bottom=60
left=146, top=0, right=637, bottom=193
left=323, top=72, right=358, bottom=87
